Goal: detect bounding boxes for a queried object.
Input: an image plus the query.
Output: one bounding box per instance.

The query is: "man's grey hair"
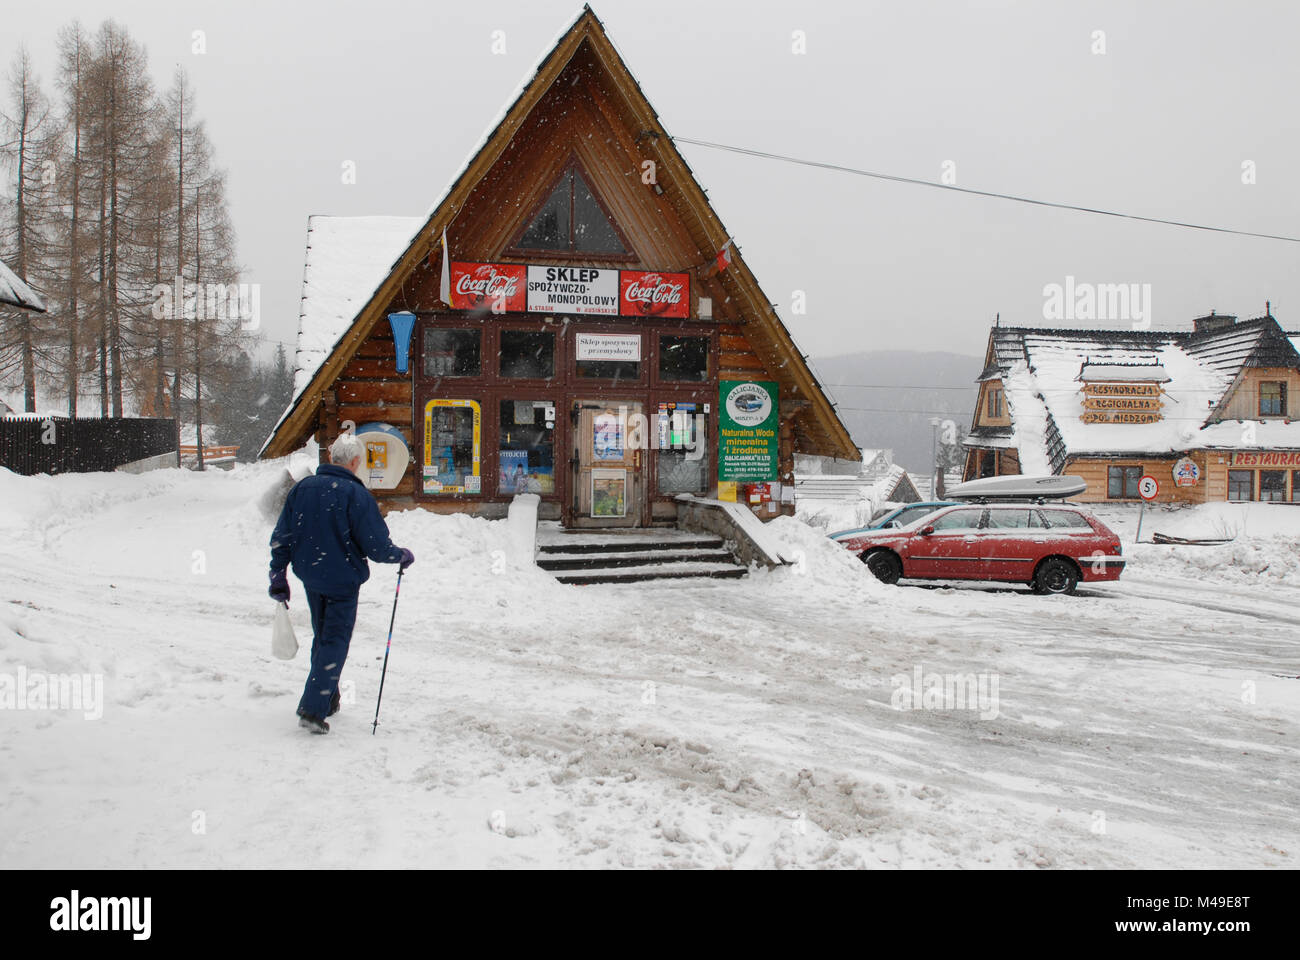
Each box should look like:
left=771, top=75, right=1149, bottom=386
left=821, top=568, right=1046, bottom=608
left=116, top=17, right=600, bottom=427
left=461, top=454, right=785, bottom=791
left=329, top=433, right=366, bottom=466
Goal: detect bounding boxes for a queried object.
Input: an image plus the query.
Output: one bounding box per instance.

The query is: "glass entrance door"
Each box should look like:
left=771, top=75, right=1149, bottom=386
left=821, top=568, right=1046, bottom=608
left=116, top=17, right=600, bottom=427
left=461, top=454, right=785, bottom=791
left=572, top=400, right=644, bottom=527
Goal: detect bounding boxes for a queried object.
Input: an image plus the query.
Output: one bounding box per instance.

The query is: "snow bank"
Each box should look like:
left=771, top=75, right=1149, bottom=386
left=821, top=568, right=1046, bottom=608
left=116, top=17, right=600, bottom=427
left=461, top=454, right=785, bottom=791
left=4, top=456, right=1296, bottom=869
left=1090, top=501, right=1300, bottom=587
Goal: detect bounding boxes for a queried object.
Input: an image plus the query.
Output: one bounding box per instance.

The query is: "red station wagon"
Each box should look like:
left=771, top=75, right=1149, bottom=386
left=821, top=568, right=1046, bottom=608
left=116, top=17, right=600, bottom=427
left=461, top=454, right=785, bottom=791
left=840, top=502, right=1126, bottom=594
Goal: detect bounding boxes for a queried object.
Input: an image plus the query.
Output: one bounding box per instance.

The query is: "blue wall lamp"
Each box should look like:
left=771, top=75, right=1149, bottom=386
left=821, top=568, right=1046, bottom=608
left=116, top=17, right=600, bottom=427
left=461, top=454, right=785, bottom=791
left=387, top=312, right=416, bottom=374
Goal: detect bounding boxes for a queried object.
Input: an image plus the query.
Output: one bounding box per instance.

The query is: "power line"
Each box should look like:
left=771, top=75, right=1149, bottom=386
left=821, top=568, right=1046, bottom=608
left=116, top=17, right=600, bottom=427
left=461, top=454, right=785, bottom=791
left=828, top=383, right=979, bottom=390
left=673, top=137, right=1300, bottom=244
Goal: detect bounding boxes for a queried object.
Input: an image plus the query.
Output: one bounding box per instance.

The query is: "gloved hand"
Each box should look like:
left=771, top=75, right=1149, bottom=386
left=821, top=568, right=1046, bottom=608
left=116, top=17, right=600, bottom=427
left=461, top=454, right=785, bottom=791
left=269, top=568, right=290, bottom=603
left=398, top=548, right=415, bottom=572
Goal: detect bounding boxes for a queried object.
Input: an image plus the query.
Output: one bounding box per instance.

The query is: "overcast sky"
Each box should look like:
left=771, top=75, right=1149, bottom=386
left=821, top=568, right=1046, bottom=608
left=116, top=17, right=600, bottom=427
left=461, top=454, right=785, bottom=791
left=6, top=0, right=1298, bottom=365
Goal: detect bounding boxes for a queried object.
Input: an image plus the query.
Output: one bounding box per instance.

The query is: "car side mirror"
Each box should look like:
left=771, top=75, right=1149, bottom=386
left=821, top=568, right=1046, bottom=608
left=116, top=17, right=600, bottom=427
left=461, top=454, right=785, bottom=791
left=920, top=525, right=935, bottom=536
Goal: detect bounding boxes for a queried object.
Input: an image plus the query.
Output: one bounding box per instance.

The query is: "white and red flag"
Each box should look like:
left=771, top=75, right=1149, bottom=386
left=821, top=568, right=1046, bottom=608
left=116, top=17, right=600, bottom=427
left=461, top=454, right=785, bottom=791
left=715, top=240, right=733, bottom=273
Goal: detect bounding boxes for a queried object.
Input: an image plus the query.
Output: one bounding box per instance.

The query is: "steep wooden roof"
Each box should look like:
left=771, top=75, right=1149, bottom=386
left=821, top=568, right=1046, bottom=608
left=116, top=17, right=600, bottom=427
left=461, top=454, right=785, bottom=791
left=261, top=4, right=857, bottom=461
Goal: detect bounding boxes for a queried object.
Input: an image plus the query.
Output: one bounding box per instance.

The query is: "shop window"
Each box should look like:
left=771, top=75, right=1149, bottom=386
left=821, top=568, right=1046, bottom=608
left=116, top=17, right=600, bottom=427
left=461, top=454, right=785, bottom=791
left=499, top=330, right=555, bottom=379
left=987, top=387, right=1003, bottom=419
left=514, top=166, right=627, bottom=255
left=655, top=403, right=708, bottom=494
left=1107, top=465, right=1141, bottom=499
left=1227, top=470, right=1254, bottom=502
left=1259, top=470, right=1286, bottom=502
left=1293, top=471, right=1300, bottom=502
left=423, top=328, right=480, bottom=378
left=577, top=358, right=639, bottom=382
left=498, top=400, right=556, bottom=496
left=659, top=336, right=709, bottom=383
left=422, top=400, right=481, bottom=494
left=1259, top=381, right=1287, bottom=417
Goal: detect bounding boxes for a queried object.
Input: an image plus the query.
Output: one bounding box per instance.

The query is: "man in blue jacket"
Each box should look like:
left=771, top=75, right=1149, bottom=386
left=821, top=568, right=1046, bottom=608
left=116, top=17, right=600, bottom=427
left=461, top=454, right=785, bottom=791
left=269, top=433, right=413, bottom=734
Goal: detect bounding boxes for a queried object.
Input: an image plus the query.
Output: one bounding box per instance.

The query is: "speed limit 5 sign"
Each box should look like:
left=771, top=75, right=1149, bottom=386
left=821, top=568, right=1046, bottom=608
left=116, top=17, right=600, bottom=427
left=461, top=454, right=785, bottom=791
left=1138, top=475, right=1159, bottom=501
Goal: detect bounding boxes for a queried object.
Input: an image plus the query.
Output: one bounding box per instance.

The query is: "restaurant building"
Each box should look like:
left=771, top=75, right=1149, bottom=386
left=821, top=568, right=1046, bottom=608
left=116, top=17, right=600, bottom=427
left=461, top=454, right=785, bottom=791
left=963, top=310, right=1300, bottom=503
left=259, top=6, right=858, bottom=527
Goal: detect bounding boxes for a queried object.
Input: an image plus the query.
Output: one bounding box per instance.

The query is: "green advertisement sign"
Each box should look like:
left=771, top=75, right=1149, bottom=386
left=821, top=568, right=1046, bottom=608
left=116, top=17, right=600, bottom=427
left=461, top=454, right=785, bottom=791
left=719, top=380, right=778, bottom=481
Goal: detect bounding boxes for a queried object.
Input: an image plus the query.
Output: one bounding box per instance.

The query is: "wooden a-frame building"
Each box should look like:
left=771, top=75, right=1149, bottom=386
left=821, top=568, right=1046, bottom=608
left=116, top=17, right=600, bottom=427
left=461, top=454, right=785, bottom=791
left=260, top=5, right=857, bottom=527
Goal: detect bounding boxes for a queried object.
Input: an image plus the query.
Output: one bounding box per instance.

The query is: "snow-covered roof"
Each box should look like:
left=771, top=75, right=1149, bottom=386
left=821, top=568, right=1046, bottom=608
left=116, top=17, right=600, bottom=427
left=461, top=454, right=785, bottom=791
left=260, top=216, right=422, bottom=455
left=259, top=6, right=598, bottom=459
left=984, top=317, right=1300, bottom=471
left=0, top=259, right=44, bottom=311
left=1077, top=362, right=1168, bottom=382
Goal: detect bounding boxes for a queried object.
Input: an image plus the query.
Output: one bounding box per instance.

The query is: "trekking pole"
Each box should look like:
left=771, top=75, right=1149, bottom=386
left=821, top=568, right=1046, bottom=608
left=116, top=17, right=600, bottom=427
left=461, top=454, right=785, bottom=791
left=371, top=568, right=404, bottom=735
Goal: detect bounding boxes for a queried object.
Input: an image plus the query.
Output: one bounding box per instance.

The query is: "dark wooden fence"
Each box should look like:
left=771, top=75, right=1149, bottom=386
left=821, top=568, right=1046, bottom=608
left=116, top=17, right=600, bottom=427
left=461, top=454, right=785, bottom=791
left=0, top=417, right=177, bottom=476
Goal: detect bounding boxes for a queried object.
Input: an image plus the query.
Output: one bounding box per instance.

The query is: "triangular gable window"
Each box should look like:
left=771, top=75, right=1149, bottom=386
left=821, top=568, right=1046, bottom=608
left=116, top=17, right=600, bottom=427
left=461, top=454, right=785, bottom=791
left=513, top=163, right=629, bottom=256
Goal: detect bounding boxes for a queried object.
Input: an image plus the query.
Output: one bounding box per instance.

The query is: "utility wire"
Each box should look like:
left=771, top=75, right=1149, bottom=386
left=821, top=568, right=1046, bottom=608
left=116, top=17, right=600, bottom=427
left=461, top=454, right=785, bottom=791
left=673, top=137, right=1300, bottom=244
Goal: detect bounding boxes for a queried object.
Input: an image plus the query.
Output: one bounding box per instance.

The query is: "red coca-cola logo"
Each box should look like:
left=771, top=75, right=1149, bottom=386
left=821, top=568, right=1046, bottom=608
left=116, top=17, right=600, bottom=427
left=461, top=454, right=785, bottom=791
left=620, top=271, right=689, bottom=318
left=450, top=262, right=525, bottom=311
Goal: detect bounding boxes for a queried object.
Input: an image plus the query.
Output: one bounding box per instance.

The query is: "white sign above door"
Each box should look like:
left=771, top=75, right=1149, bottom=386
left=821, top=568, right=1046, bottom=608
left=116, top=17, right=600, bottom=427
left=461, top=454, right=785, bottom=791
left=575, top=333, right=642, bottom=362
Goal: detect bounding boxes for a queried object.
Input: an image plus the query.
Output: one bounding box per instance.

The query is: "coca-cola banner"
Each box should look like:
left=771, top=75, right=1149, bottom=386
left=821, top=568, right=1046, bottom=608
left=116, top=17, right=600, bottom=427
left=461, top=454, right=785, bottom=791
left=447, top=262, right=691, bottom=318
left=449, top=262, right=527, bottom=312
left=619, top=270, right=690, bottom=319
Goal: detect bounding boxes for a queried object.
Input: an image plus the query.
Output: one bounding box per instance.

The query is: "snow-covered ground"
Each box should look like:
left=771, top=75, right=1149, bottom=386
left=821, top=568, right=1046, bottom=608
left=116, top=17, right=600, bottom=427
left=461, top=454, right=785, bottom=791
left=1, top=458, right=1296, bottom=869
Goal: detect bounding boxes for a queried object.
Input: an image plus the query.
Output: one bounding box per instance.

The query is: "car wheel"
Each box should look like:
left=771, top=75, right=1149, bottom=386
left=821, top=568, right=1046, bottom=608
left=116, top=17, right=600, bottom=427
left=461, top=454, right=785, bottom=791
left=1033, top=558, right=1079, bottom=595
left=862, top=549, right=902, bottom=585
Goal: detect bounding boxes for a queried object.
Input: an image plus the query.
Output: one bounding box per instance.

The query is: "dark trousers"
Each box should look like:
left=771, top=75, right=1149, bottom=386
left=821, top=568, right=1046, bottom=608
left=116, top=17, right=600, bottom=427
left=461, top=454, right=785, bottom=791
left=297, top=587, right=359, bottom=720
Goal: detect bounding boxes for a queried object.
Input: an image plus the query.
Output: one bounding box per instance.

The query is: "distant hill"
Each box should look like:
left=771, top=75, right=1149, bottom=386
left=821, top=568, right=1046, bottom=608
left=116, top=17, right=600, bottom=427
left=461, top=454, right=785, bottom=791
left=809, top=350, right=982, bottom=476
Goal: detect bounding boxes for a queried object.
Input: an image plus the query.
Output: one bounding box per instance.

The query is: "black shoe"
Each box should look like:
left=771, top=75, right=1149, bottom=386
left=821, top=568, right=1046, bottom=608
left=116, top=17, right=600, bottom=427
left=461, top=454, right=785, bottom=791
left=328, top=691, right=341, bottom=718
left=298, top=712, right=329, bottom=735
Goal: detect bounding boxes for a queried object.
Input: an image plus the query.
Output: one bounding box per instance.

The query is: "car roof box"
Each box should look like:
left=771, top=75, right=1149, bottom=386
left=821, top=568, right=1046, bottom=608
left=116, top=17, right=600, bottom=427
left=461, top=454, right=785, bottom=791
left=947, top=475, right=1088, bottom=502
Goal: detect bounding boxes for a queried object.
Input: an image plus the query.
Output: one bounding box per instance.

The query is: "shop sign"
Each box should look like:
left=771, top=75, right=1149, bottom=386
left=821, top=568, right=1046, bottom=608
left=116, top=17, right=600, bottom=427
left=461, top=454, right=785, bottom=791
left=526, top=266, right=619, bottom=315
left=1173, top=456, right=1201, bottom=487
left=449, top=261, right=691, bottom=317
left=1231, top=451, right=1300, bottom=466
left=449, top=262, right=527, bottom=312
left=575, top=333, right=641, bottom=362
left=619, top=271, right=689, bottom=318
left=719, top=380, right=778, bottom=481
left=1082, top=382, right=1162, bottom=397
left=1083, top=396, right=1163, bottom=411
left=1081, top=411, right=1163, bottom=424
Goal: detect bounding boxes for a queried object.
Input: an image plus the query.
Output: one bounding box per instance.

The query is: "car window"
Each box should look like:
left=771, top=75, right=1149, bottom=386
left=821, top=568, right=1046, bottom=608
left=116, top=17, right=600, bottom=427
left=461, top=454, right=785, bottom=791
left=928, top=508, right=984, bottom=532
left=985, top=509, right=1033, bottom=529
left=896, top=505, right=938, bottom=526
left=1039, top=509, right=1092, bottom=530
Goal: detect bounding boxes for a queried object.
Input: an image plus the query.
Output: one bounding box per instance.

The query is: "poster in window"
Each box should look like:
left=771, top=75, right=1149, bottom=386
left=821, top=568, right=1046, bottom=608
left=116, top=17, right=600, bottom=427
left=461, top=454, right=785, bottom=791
left=593, top=414, right=624, bottom=461
left=591, top=468, right=627, bottom=517
left=421, top=399, right=481, bottom=494
left=499, top=450, right=530, bottom=493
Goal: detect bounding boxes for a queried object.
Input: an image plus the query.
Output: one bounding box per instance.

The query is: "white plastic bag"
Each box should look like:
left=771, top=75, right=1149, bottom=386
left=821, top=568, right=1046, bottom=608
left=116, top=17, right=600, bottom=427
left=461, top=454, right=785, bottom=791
left=271, top=601, right=298, bottom=660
